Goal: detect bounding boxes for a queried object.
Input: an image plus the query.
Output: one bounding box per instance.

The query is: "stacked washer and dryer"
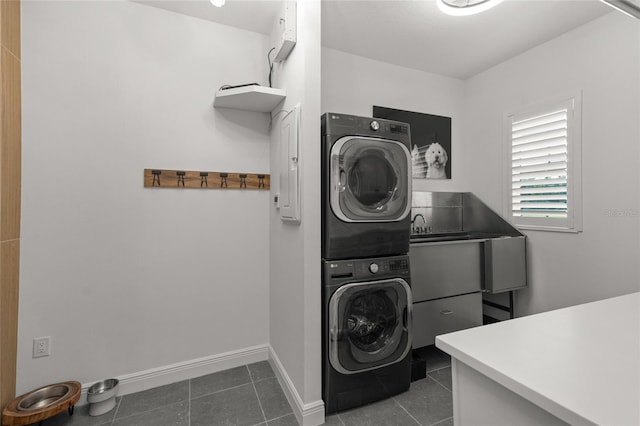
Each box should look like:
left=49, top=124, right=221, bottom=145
left=321, top=113, right=414, bottom=414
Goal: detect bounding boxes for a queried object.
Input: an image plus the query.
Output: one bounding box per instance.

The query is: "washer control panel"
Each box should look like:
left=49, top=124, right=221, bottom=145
left=324, top=256, right=410, bottom=282
left=355, top=257, right=409, bottom=278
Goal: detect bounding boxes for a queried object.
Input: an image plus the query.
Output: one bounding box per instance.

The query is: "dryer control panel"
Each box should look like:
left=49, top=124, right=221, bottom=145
left=323, top=113, right=411, bottom=146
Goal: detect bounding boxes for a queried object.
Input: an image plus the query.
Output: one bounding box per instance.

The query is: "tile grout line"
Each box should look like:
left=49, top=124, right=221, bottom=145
left=248, top=365, right=268, bottom=424
left=112, top=398, right=189, bottom=422
left=429, top=416, right=454, bottom=426
left=191, top=380, right=254, bottom=401
left=253, top=376, right=276, bottom=385
left=110, top=396, right=122, bottom=425
left=266, top=412, right=295, bottom=423
left=392, top=396, right=423, bottom=426
left=427, top=374, right=452, bottom=393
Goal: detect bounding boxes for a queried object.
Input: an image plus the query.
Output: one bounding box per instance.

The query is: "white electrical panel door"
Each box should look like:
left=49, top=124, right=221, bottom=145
left=279, top=105, right=300, bottom=223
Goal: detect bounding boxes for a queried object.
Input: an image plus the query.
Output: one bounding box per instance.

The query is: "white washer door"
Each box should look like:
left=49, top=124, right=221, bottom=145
left=330, top=136, right=411, bottom=222
left=328, top=279, right=412, bottom=375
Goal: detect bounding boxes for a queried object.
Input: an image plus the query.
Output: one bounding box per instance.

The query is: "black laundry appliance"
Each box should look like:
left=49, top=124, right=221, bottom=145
left=322, top=255, right=413, bottom=414
left=321, top=113, right=412, bottom=260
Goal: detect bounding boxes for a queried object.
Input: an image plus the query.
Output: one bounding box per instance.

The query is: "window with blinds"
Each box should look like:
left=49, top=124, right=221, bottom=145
left=505, top=94, right=582, bottom=232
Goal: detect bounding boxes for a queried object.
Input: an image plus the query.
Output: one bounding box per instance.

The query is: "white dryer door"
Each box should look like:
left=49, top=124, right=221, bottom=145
left=330, top=136, right=411, bottom=222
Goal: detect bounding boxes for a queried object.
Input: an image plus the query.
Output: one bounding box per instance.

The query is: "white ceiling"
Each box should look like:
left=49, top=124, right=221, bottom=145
left=133, top=0, right=282, bottom=34
left=322, top=0, right=611, bottom=79
left=137, top=0, right=613, bottom=79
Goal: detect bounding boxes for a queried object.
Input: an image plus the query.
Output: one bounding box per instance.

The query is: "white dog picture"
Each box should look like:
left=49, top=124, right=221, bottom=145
left=424, top=142, right=448, bottom=179
left=374, top=106, right=452, bottom=180
left=411, top=142, right=449, bottom=179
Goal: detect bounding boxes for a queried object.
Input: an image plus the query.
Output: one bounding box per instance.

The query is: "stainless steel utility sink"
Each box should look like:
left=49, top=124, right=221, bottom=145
left=409, top=192, right=528, bottom=294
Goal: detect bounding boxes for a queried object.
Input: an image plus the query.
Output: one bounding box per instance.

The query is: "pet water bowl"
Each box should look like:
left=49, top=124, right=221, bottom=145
left=87, top=379, right=119, bottom=416
left=16, top=383, right=72, bottom=412
left=2, top=381, right=81, bottom=426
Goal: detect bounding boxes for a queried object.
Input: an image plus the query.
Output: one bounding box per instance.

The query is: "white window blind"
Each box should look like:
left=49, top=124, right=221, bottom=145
left=506, top=94, right=582, bottom=232
left=511, top=109, right=568, bottom=218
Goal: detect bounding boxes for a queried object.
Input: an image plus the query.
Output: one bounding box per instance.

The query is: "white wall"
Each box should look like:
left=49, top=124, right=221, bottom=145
left=462, top=12, right=640, bottom=315
left=269, top=2, right=323, bottom=425
left=321, top=48, right=466, bottom=193
left=19, top=1, right=271, bottom=394
left=322, top=12, right=640, bottom=317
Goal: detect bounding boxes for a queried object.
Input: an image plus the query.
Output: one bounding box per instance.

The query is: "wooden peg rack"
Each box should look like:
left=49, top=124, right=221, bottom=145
left=144, top=169, right=270, bottom=190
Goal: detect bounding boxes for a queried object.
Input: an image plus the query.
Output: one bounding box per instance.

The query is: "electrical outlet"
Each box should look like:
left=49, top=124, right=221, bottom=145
left=33, top=336, right=51, bottom=358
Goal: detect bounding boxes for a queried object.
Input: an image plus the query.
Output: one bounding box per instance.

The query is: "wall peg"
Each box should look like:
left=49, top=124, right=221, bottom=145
left=176, top=171, right=186, bottom=187
left=200, top=172, right=209, bottom=187
left=152, top=169, right=162, bottom=186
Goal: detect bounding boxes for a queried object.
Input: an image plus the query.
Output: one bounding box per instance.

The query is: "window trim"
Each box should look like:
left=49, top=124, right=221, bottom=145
left=503, top=92, right=583, bottom=233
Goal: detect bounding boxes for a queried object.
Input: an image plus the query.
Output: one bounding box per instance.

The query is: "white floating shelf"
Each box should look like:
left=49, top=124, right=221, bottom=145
left=213, top=86, right=286, bottom=112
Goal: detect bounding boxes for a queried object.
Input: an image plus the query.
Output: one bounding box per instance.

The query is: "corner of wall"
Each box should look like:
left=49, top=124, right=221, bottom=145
left=268, top=0, right=323, bottom=421
left=0, top=0, right=22, bottom=410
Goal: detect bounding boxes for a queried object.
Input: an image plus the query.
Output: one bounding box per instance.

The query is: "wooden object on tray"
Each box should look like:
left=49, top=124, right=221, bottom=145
left=144, top=169, right=270, bottom=190
left=2, top=381, right=81, bottom=426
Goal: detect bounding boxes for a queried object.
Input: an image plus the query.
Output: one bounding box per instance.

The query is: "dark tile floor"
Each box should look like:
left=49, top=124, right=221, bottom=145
left=324, top=346, right=453, bottom=426
left=39, top=346, right=452, bottom=426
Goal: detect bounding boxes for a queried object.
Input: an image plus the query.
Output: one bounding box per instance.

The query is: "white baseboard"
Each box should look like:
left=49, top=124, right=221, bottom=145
left=77, top=344, right=269, bottom=406
left=268, top=345, right=325, bottom=426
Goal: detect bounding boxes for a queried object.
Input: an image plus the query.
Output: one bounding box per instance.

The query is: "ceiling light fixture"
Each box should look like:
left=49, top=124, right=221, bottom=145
left=599, top=0, right=640, bottom=19
left=437, top=0, right=505, bottom=16
left=210, top=0, right=225, bottom=7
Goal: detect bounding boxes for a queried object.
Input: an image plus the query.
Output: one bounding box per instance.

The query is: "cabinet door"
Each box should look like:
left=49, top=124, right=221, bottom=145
left=409, top=241, right=483, bottom=302
left=484, top=236, right=527, bottom=293
left=412, top=292, right=482, bottom=349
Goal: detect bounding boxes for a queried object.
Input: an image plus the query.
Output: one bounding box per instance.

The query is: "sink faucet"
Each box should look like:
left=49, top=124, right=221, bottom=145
left=411, top=213, right=427, bottom=234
